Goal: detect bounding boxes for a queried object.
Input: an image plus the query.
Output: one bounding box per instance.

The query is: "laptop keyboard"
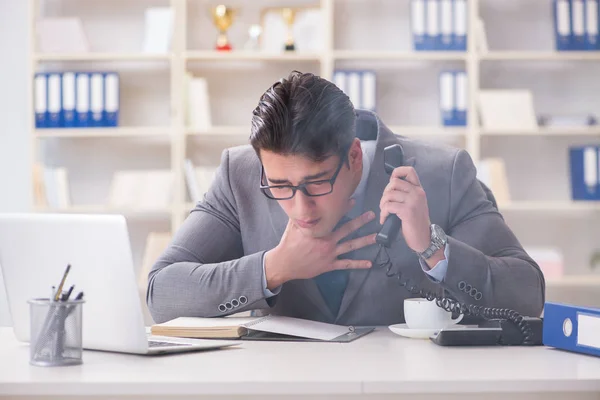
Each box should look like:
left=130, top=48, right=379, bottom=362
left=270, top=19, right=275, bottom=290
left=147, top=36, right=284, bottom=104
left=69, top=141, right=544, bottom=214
left=148, top=340, right=192, bottom=348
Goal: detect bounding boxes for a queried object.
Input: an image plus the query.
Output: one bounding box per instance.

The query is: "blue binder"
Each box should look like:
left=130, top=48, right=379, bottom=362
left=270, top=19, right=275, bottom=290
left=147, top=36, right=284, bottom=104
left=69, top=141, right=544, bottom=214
left=572, top=0, right=587, bottom=50
left=543, top=302, right=600, bottom=358
left=46, top=73, right=62, bottom=128
left=454, top=71, right=467, bottom=126
left=411, top=0, right=427, bottom=50
left=75, top=73, right=90, bottom=127
left=62, top=72, right=76, bottom=128
left=554, top=0, right=573, bottom=50
left=452, top=0, right=467, bottom=51
left=440, top=0, right=453, bottom=50
left=103, top=72, right=119, bottom=127
left=439, top=71, right=455, bottom=126
left=424, top=0, right=440, bottom=50
left=89, top=73, right=105, bottom=127
left=569, top=145, right=600, bottom=200
left=585, top=0, right=600, bottom=50
left=34, top=73, right=48, bottom=129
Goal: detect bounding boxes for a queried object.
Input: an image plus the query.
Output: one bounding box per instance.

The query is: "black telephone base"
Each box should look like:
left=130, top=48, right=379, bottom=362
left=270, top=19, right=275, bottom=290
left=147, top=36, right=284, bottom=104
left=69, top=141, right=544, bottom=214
left=479, top=317, right=544, bottom=346
left=431, top=317, right=544, bottom=347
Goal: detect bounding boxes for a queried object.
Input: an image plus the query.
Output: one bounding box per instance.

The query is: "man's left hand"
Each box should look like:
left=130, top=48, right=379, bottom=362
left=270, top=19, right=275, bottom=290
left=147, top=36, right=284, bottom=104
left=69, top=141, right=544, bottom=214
left=379, top=166, right=433, bottom=254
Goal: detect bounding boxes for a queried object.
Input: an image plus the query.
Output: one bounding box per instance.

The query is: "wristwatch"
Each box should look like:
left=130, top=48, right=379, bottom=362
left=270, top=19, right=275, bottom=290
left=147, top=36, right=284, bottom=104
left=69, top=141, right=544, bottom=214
left=416, top=224, right=448, bottom=260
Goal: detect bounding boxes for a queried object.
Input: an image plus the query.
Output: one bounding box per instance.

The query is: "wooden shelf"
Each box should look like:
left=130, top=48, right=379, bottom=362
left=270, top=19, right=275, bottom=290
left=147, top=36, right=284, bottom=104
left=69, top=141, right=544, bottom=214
left=34, top=205, right=172, bottom=218
left=498, top=201, right=600, bottom=212
left=333, top=50, right=467, bottom=61
left=546, top=274, right=600, bottom=287
left=480, top=51, right=600, bottom=61
left=389, top=125, right=467, bottom=137
left=34, top=127, right=172, bottom=138
left=186, top=126, right=249, bottom=136
left=33, top=53, right=173, bottom=62
left=481, top=126, right=600, bottom=136
left=184, top=51, right=322, bottom=62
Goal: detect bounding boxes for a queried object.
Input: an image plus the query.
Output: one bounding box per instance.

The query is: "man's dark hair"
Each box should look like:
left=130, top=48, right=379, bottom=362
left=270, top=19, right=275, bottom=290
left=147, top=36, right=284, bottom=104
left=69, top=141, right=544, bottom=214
left=250, top=71, right=356, bottom=163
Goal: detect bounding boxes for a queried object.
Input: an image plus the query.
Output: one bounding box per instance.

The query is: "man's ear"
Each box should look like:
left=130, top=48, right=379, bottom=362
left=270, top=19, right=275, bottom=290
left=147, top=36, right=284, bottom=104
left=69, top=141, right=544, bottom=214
left=348, top=138, right=362, bottom=169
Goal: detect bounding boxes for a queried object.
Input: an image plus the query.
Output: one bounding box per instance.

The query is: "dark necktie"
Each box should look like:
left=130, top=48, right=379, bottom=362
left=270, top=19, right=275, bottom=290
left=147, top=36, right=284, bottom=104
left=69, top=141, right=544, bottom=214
left=314, top=216, right=353, bottom=316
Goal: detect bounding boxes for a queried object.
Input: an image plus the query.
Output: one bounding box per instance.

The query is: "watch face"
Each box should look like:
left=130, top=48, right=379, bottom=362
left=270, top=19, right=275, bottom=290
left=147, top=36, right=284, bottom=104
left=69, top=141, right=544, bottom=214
left=431, top=224, right=447, bottom=244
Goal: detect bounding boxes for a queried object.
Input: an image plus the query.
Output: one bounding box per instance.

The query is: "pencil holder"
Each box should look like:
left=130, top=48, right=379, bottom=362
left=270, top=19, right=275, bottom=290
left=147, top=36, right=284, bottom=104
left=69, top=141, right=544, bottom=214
left=28, top=298, right=84, bottom=367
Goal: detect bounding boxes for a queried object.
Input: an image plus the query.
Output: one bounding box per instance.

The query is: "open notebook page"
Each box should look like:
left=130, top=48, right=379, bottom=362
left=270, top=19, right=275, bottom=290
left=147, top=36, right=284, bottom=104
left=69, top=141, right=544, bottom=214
left=244, top=316, right=351, bottom=341
left=157, top=317, right=259, bottom=329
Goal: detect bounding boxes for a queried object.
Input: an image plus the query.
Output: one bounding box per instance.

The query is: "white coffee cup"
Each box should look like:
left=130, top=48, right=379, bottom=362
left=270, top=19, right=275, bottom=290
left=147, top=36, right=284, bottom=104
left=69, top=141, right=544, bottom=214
left=403, top=298, right=463, bottom=330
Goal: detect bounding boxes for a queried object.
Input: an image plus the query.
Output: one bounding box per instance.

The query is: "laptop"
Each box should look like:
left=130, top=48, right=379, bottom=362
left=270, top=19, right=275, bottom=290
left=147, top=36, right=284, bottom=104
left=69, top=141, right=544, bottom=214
left=0, top=213, right=240, bottom=355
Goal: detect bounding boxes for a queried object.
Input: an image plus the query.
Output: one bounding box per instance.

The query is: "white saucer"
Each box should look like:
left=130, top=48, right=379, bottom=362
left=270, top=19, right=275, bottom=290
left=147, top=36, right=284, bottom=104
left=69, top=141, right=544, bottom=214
left=388, top=324, right=468, bottom=339
left=388, top=323, right=439, bottom=339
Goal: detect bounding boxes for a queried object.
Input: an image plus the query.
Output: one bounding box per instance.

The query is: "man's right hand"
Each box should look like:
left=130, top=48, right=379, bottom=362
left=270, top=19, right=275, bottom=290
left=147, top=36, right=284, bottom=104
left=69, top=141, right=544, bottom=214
left=264, top=202, right=378, bottom=290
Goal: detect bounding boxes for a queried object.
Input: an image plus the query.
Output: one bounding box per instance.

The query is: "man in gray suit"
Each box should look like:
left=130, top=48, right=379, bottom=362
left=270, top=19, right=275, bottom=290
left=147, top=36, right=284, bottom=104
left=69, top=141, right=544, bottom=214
left=147, top=71, right=545, bottom=326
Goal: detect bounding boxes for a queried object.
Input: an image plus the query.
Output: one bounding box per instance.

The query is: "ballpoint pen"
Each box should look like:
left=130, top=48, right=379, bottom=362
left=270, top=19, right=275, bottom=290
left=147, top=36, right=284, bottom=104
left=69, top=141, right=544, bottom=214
left=60, top=285, right=74, bottom=302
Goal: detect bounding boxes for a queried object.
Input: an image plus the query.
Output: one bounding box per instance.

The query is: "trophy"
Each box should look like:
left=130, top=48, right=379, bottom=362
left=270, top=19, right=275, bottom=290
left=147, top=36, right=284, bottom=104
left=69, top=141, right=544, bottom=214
left=244, top=24, right=263, bottom=51
left=281, top=8, right=297, bottom=51
left=210, top=5, right=235, bottom=51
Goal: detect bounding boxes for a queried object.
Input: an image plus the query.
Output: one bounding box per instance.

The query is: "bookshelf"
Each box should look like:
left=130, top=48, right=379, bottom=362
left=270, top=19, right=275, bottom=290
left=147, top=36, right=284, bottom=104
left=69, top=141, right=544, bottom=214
left=28, top=0, right=600, bottom=291
left=33, top=53, right=174, bottom=62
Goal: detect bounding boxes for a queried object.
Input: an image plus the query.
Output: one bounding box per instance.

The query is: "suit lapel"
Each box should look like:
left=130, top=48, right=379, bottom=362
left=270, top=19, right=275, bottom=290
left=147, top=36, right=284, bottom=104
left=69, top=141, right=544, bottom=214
left=335, top=116, right=416, bottom=322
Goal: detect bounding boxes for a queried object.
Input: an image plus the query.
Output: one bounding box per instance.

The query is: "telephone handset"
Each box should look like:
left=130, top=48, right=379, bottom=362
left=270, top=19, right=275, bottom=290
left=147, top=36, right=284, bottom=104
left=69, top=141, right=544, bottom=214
left=375, top=144, right=404, bottom=248
left=375, top=144, right=543, bottom=346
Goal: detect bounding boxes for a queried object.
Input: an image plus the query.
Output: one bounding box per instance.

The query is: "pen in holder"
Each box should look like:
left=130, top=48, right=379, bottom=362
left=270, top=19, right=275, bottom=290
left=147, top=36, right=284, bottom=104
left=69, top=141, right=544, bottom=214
left=28, top=297, right=84, bottom=367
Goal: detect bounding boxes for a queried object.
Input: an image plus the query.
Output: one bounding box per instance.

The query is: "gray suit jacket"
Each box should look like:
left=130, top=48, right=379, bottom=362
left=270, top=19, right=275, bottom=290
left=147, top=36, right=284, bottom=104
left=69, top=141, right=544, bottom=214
left=147, top=110, right=545, bottom=325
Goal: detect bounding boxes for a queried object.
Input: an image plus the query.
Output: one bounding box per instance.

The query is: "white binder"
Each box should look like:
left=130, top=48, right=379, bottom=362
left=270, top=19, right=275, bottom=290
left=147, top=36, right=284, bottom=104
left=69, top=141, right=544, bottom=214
left=62, top=72, right=76, bottom=128
left=440, top=0, right=452, bottom=49
left=572, top=0, right=586, bottom=49
left=76, top=73, right=90, bottom=127
left=104, top=73, right=119, bottom=127
left=47, top=73, right=62, bottom=128
left=333, top=71, right=347, bottom=93
left=34, top=73, right=47, bottom=128
left=361, top=71, right=376, bottom=112
left=411, top=0, right=426, bottom=50
left=346, top=72, right=361, bottom=110
left=439, top=71, right=454, bottom=126
left=583, top=146, right=598, bottom=193
left=455, top=71, right=467, bottom=126
left=90, top=73, right=104, bottom=127
left=453, top=0, right=467, bottom=50
left=585, top=0, right=599, bottom=49
left=426, top=0, right=440, bottom=49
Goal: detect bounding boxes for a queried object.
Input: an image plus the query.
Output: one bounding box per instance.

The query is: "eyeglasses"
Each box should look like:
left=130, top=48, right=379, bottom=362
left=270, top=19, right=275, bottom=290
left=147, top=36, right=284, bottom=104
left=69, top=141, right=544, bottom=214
left=260, top=157, right=345, bottom=200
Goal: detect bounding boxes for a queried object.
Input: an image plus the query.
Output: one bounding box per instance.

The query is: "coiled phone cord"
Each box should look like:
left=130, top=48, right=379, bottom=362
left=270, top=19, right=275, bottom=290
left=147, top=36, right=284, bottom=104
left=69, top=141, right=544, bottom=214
left=375, top=245, right=536, bottom=345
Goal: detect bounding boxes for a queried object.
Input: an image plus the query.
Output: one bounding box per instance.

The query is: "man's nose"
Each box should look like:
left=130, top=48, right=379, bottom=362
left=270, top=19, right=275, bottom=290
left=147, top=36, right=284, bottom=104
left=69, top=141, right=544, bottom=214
left=294, top=190, right=315, bottom=212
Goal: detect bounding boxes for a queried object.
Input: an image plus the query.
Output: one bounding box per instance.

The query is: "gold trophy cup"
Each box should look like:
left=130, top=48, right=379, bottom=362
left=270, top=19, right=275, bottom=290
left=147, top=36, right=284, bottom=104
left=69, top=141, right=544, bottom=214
left=210, top=5, right=235, bottom=51
left=281, top=8, right=297, bottom=51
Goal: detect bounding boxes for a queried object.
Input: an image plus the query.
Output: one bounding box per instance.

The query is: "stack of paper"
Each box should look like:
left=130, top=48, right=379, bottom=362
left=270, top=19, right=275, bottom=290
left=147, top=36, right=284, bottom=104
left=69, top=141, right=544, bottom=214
left=108, top=170, right=173, bottom=210
left=477, top=158, right=511, bottom=205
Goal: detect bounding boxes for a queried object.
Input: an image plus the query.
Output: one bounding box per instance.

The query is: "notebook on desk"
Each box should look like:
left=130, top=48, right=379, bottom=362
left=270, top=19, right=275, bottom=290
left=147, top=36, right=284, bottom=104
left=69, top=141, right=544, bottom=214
left=151, top=315, right=375, bottom=342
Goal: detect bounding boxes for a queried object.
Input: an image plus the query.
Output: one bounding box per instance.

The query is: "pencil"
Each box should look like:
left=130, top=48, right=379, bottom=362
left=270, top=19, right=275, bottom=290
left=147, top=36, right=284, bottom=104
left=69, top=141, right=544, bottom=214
left=53, top=264, right=71, bottom=302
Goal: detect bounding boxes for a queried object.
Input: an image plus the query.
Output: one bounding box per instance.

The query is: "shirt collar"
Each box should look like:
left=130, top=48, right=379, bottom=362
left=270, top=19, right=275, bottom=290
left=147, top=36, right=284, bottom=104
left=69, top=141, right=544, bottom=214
left=347, top=140, right=376, bottom=218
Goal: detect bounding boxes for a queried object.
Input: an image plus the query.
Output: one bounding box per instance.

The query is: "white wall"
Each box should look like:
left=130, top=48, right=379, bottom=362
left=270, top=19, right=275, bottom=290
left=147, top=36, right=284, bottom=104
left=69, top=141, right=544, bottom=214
left=0, top=0, right=29, bottom=326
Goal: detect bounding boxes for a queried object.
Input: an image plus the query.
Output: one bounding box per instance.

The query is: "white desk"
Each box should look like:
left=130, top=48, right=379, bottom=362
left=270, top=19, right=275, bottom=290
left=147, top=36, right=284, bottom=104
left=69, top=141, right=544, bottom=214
left=1, top=327, right=600, bottom=400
